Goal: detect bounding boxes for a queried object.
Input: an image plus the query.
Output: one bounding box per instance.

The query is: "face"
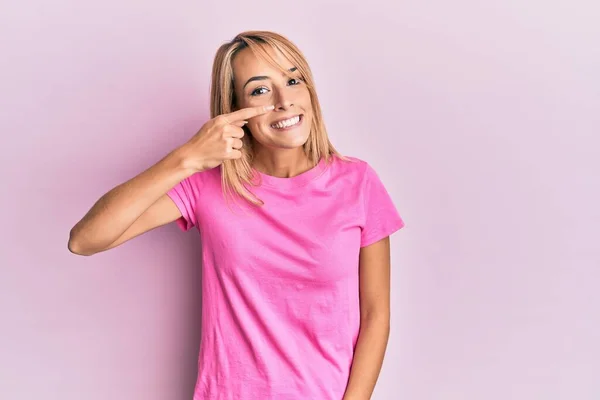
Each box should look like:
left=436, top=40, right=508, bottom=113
left=231, top=46, right=313, bottom=151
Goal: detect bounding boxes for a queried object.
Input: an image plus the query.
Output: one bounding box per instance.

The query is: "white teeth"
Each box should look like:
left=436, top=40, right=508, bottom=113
left=271, top=115, right=300, bottom=129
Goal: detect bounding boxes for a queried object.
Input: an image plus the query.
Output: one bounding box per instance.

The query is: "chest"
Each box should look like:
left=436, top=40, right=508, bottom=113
left=197, top=185, right=364, bottom=283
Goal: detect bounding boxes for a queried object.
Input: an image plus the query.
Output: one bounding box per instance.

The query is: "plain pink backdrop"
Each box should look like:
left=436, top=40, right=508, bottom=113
left=1, top=0, right=598, bottom=399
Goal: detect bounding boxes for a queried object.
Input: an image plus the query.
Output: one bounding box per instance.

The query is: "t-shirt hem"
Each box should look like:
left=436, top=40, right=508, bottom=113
left=166, top=189, right=194, bottom=231
left=360, top=219, right=405, bottom=248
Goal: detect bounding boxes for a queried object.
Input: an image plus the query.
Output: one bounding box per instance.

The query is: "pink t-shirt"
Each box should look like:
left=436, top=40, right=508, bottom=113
left=167, top=155, right=404, bottom=400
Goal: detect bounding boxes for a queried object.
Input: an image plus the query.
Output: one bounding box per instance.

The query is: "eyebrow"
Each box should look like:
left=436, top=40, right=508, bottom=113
left=243, top=67, right=298, bottom=89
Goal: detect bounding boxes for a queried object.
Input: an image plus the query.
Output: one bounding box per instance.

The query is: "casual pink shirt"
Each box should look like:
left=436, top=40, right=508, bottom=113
left=167, top=155, right=405, bottom=400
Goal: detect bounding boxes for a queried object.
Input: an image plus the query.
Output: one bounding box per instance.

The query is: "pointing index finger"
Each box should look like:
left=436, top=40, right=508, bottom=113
left=225, top=105, right=274, bottom=122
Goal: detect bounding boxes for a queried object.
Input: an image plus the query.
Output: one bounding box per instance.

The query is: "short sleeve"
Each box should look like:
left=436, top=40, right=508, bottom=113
left=360, top=163, right=405, bottom=247
left=166, top=174, right=201, bottom=232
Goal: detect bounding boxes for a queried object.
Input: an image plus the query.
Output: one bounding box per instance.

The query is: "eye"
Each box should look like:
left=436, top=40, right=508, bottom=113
left=288, top=78, right=303, bottom=86
left=250, top=86, right=269, bottom=96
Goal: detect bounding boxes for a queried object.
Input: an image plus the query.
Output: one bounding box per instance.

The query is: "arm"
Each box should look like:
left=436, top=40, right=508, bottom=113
left=67, top=149, right=194, bottom=256
left=343, top=236, right=392, bottom=400
left=67, top=105, right=273, bottom=256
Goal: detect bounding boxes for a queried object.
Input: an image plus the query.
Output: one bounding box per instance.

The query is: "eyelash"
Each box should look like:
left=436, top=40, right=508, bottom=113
left=250, top=78, right=303, bottom=96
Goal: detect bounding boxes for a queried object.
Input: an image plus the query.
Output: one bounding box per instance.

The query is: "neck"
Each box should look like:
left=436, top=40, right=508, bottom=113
left=252, top=147, right=313, bottom=178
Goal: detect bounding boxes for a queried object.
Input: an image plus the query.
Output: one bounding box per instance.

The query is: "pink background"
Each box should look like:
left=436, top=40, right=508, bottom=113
left=1, top=0, right=599, bottom=399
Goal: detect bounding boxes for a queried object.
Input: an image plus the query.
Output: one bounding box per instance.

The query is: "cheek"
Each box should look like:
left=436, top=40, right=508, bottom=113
left=248, top=116, right=269, bottom=133
left=235, top=89, right=260, bottom=108
left=299, top=91, right=313, bottom=111
left=236, top=96, right=253, bottom=109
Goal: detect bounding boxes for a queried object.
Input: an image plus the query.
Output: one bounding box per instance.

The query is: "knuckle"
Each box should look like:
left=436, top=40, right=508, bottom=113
left=215, top=115, right=228, bottom=125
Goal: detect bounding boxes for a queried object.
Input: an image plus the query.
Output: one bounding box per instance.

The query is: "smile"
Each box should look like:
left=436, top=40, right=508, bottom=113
left=270, top=115, right=303, bottom=130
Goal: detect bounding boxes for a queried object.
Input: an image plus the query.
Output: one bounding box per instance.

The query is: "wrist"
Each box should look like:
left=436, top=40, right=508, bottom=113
left=171, top=144, right=205, bottom=174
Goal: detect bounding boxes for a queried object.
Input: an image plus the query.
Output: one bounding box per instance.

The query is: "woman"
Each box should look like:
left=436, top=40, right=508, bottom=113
left=69, top=31, right=405, bottom=400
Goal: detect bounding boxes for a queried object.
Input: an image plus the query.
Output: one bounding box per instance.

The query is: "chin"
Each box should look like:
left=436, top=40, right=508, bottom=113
left=253, top=131, right=311, bottom=150
left=265, top=136, right=307, bottom=150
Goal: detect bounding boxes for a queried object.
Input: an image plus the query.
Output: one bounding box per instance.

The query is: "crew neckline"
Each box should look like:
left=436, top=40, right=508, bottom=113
left=252, top=157, right=328, bottom=189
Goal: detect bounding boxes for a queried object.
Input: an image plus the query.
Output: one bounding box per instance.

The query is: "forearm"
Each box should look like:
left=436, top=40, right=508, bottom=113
left=68, top=147, right=194, bottom=254
left=343, top=313, right=390, bottom=400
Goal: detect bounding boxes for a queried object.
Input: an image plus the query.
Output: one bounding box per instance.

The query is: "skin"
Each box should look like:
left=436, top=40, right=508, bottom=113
left=68, top=44, right=392, bottom=400
left=342, top=237, right=392, bottom=400
left=67, top=105, right=272, bottom=256
left=233, top=47, right=392, bottom=400
left=231, top=47, right=315, bottom=177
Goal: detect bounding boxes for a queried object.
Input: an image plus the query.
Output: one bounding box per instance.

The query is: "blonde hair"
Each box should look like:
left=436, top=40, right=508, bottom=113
left=210, top=31, right=342, bottom=206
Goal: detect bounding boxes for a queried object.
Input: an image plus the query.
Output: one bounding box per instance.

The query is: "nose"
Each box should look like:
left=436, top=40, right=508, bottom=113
left=273, top=88, right=294, bottom=111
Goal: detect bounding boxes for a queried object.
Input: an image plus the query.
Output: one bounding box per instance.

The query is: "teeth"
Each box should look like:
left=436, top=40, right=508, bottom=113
left=271, top=115, right=300, bottom=129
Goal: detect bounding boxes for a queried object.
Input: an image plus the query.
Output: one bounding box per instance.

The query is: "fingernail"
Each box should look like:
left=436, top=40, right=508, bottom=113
left=265, top=105, right=275, bottom=110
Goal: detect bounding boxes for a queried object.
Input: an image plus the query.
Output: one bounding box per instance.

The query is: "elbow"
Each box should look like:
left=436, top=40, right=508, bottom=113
left=360, top=307, right=390, bottom=328
left=67, top=229, right=95, bottom=256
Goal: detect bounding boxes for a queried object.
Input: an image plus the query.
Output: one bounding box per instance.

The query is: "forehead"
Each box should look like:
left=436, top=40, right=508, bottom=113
left=232, top=45, right=295, bottom=82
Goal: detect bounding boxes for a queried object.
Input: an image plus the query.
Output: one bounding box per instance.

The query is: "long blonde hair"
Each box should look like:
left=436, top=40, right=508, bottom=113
left=210, top=31, right=342, bottom=206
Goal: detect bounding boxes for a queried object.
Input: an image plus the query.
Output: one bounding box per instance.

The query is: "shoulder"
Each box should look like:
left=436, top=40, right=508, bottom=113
left=326, top=155, right=394, bottom=198
left=186, top=165, right=221, bottom=187
left=328, top=154, right=367, bottom=170
left=171, top=165, right=221, bottom=203
left=326, top=154, right=374, bottom=182
left=318, top=155, right=379, bottom=199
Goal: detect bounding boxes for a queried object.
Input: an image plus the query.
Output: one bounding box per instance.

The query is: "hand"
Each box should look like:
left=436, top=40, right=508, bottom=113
left=180, top=105, right=274, bottom=172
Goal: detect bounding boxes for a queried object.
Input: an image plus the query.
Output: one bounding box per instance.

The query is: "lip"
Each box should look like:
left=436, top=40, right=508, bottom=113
left=269, top=114, right=304, bottom=132
left=270, top=114, right=303, bottom=127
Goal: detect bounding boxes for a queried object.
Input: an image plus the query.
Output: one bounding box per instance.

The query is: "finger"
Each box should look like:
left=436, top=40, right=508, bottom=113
left=227, top=149, right=243, bottom=160
left=230, top=138, right=243, bottom=150
left=225, top=105, right=274, bottom=122
left=223, top=124, right=245, bottom=139
left=231, top=120, right=247, bottom=128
